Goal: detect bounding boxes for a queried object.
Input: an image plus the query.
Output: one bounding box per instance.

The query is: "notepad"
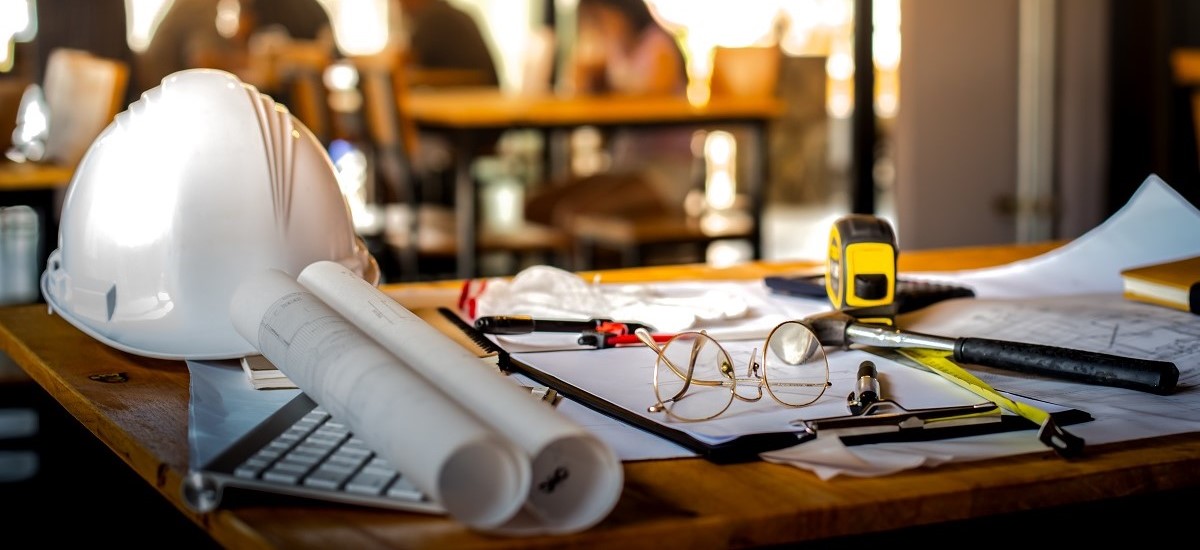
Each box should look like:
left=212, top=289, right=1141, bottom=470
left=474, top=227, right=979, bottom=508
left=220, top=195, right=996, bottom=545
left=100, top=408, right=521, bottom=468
left=1120, top=255, right=1200, bottom=314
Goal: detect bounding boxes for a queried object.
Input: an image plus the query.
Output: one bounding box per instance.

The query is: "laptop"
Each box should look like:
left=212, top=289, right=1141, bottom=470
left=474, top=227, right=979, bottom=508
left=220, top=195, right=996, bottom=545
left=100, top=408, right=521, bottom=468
left=182, top=392, right=444, bottom=515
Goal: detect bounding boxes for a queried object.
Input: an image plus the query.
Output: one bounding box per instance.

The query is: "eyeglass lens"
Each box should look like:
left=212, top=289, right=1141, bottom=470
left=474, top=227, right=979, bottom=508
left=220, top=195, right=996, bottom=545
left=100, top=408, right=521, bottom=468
left=762, top=321, right=829, bottom=407
left=652, top=333, right=735, bottom=421
left=651, top=322, right=829, bottom=421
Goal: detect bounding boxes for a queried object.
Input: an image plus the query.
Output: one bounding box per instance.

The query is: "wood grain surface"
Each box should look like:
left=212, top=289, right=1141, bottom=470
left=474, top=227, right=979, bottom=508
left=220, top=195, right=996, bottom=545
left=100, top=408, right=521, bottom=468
left=3, top=242, right=1198, bottom=549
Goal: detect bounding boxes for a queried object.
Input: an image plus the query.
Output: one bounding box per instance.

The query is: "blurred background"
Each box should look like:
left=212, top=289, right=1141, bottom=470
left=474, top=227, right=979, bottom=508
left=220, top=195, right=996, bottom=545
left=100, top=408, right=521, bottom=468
left=2, top=0, right=1200, bottom=292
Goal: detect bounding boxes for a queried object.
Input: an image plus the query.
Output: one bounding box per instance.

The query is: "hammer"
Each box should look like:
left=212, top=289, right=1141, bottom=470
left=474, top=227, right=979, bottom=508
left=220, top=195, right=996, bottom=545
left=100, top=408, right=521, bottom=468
left=803, top=309, right=1179, bottom=395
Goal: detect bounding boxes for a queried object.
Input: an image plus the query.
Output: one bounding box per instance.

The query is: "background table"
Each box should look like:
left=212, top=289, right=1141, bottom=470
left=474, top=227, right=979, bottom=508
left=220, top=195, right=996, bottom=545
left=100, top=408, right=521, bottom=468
left=404, top=89, right=785, bottom=278
left=0, top=160, right=73, bottom=286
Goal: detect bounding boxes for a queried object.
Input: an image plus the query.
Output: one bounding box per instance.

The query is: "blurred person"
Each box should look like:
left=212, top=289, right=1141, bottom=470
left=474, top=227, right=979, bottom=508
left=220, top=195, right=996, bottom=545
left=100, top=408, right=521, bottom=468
left=566, top=0, right=686, bottom=96
left=132, top=0, right=240, bottom=96
left=396, top=0, right=499, bottom=87
left=526, top=0, right=696, bottom=246
left=132, top=0, right=332, bottom=98
left=254, top=0, right=331, bottom=41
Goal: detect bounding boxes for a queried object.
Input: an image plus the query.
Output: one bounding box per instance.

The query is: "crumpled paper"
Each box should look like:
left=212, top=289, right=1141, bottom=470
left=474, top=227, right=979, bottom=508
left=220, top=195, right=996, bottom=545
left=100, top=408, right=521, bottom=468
left=470, top=265, right=750, bottom=332
left=761, top=432, right=1049, bottom=480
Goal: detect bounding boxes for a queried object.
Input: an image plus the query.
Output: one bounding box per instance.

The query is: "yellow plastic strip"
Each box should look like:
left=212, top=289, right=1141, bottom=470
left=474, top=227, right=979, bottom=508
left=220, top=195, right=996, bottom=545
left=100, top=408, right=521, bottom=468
left=896, top=348, right=1050, bottom=425
left=895, top=348, right=1084, bottom=457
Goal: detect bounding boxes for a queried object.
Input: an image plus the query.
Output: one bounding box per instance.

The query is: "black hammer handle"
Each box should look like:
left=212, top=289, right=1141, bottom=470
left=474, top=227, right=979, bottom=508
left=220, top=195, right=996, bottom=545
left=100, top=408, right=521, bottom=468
left=954, top=337, right=1179, bottom=395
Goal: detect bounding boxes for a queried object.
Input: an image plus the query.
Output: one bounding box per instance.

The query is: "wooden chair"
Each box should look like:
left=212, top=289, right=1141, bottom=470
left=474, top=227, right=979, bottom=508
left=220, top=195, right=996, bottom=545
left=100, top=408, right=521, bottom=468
left=709, top=45, right=782, bottom=99
left=272, top=39, right=335, bottom=144
left=0, top=78, right=30, bottom=154
left=41, top=48, right=129, bottom=168
left=12, top=49, right=128, bottom=281
left=1170, top=48, right=1200, bottom=170
left=348, top=47, right=569, bottom=281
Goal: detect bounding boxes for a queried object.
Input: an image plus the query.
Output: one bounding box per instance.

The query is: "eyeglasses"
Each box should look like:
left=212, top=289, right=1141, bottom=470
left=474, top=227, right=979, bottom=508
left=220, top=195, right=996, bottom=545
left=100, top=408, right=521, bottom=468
left=634, top=321, right=831, bottom=422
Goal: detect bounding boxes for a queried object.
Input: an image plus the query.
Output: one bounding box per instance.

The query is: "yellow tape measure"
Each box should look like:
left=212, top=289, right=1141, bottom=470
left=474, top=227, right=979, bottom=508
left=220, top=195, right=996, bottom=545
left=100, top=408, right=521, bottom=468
left=827, top=214, right=898, bottom=324
left=895, top=348, right=1085, bottom=458
left=827, top=214, right=897, bottom=310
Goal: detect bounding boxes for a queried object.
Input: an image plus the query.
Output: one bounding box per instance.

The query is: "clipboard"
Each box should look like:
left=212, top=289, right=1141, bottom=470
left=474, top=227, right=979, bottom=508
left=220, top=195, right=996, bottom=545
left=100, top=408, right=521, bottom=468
left=435, top=308, right=1093, bottom=464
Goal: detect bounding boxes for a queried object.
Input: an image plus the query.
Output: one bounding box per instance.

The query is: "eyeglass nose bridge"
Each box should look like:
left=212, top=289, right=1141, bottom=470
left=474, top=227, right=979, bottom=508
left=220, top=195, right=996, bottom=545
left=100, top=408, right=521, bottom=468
left=731, top=348, right=765, bottom=403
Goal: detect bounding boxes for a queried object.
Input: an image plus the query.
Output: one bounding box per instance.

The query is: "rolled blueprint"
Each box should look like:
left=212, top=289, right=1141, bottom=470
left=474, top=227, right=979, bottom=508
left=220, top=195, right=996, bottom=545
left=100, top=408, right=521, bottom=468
left=229, top=269, right=530, bottom=531
left=297, top=260, right=623, bottom=535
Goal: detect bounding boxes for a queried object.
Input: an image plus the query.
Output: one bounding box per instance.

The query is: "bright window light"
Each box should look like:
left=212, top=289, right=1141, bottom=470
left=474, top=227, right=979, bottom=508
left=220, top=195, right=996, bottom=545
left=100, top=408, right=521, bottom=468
left=125, top=0, right=175, bottom=54
left=1, top=0, right=37, bottom=72
left=316, top=0, right=390, bottom=56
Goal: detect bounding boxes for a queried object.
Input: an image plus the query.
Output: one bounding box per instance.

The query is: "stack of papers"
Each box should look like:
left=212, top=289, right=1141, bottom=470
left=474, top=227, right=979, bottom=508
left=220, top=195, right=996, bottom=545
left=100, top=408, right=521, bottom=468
left=239, top=355, right=296, bottom=390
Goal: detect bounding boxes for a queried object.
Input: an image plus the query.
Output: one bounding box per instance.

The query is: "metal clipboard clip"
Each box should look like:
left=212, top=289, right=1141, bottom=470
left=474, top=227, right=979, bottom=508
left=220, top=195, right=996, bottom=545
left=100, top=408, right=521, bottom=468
left=791, top=401, right=1002, bottom=439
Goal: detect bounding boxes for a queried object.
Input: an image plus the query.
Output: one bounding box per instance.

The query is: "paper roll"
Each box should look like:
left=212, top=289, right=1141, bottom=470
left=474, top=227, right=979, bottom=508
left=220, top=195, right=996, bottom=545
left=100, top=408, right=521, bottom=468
left=229, top=269, right=530, bottom=530
left=298, top=260, right=624, bottom=534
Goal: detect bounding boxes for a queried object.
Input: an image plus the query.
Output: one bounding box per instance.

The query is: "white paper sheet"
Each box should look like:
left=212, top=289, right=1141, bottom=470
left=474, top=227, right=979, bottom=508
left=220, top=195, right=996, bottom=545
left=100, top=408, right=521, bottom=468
left=509, top=347, right=1007, bottom=446
left=899, top=294, right=1200, bottom=444
left=902, top=174, right=1200, bottom=298
left=763, top=174, right=1200, bottom=477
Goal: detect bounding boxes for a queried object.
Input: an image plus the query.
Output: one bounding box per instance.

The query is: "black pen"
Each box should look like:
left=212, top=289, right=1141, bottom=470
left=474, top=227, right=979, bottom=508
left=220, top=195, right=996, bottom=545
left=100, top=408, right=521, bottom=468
left=474, top=315, right=656, bottom=335
left=847, top=360, right=881, bottom=415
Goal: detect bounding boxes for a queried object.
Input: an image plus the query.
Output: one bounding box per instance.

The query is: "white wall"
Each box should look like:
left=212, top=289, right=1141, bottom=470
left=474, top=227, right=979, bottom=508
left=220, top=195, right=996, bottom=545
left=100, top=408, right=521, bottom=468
left=896, top=0, right=1020, bottom=250
left=1056, top=0, right=1110, bottom=239
left=895, top=0, right=1110, bottom=250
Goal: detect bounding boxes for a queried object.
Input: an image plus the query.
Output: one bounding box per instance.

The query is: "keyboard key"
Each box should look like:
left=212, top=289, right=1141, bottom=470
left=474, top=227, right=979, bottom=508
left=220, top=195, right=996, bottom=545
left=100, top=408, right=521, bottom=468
left=216, top=396, right=434, bottom=508
left=302, top=466, right=353, bottom=490
left=234, top=457, right=272, bottom=479
left=283, top=449, right=325, bottom=467
left=386, top=476, right=422, bottom=500
left=325, top=451, right=369, bottom=470
left=262, top=468, right=305, bottom=485
left=345, top=470, right=397, bottom=495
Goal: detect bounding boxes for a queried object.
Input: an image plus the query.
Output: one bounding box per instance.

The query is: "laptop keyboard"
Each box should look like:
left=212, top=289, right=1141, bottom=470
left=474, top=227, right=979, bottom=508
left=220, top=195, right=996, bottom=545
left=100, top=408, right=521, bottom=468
left=186, top=385, right=561, bottom=514
left=185, top=393, right=441, bottom=514
left=231, top=405, right=423, bottom=501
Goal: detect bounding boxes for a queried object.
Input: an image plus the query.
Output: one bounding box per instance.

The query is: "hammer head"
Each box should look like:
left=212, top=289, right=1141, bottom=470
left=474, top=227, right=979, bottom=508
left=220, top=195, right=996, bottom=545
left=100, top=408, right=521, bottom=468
left=801, top=305, right=896, bottom=348
left=801, top=310, right=855, bottom=348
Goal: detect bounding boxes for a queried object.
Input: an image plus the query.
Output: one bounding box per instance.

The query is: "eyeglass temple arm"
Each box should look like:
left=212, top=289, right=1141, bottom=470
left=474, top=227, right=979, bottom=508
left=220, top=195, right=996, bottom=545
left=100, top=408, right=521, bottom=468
left=635, top=328, right=697, bottom=399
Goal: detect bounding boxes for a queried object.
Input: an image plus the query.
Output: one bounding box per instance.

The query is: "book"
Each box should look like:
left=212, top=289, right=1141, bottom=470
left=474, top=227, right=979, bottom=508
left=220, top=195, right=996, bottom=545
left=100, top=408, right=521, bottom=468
left=1120, top=255, right=1200, bottom=314
left=239, top=354, right=297, bottom=389
left=228, top=261, right=622, bottom=534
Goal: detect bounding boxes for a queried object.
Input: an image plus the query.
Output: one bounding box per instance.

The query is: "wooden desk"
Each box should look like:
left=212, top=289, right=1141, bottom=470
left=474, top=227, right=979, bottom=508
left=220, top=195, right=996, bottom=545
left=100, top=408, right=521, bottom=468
left=404, top=89, right=785, bottom=278
left=0, top=160, right=74, bottom=284
left=4, top=241, right=1200, bottom=547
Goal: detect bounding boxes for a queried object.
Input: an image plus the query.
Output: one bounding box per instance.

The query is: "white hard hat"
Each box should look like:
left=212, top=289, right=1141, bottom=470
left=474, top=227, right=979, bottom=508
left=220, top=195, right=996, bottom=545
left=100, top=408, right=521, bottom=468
left=41, top=68, right=378, bottom=360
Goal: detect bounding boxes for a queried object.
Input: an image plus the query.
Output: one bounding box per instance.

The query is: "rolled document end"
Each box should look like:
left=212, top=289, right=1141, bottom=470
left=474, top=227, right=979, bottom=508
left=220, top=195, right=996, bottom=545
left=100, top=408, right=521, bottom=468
left=229, top=268, right=294, bottom=348
left=523, top=435, right=624, bottom=534
left=228, top=268, right=535, bottom=531
left=437, top=437, right=531, bottom=531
